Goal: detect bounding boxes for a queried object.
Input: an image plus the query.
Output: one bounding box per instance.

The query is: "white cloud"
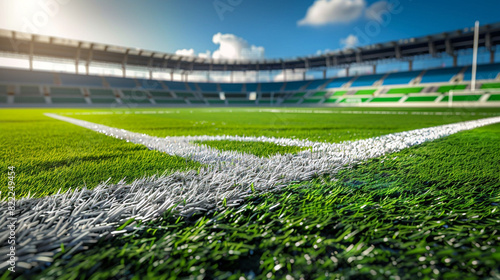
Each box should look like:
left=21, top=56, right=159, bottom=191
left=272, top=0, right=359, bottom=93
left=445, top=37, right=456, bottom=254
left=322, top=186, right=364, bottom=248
left=212, top=33, right=264, bottom=60
left=175, top=48, right=196, bottom=57
left=365, top=1, right=392, bottom=22
left=175, top=33, right=264, bottom=61
left=298, top=0, right=366, bottom=26
left=340, top=34, right=359, bottom=49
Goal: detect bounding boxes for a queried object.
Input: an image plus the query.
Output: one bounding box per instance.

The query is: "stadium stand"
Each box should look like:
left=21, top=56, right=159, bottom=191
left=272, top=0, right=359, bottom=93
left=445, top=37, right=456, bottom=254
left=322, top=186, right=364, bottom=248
left=324, top=77, right=353, bottom=89
left=350, top=74, right=385, bottom=87
left=304, top=79, right=329, bottom=90
left=284, top=80, right=309, bottom=91
left=0, top=68, right=55, bottom=85
left=59, top=73, right=103, bottom=87
left=197, top=82, right=218, bottom=92
left=420, top=67, right=462, bottom=83
left=2, top=61, right=500, bottom=107
left=220, top=83, right=244, bottom=93
left=462, top=63, right=500, bottom=81
left=105, top=76, right=138, bottom=88
left=260, top=82, right=284, bottom=92
left=137, top=79, right=164, bottom=90
left=164, top=81, right=188, bottom=91
left=382, top=70, right=422, bottom=85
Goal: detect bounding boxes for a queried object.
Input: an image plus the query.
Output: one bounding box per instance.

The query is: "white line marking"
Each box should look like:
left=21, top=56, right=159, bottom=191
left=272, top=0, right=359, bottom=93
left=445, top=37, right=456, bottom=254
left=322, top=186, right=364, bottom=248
left=2, top=114, right=500, bottom=270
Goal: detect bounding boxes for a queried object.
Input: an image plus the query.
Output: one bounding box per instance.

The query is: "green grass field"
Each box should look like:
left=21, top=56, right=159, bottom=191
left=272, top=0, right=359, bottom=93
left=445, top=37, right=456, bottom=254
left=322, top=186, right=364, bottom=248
left=2, top=107, right=500, bottom=279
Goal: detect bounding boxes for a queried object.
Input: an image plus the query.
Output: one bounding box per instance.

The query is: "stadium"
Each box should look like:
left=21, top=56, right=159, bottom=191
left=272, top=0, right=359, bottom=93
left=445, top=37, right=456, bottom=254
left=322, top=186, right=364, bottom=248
left=1, top=0, right=500, bottom=279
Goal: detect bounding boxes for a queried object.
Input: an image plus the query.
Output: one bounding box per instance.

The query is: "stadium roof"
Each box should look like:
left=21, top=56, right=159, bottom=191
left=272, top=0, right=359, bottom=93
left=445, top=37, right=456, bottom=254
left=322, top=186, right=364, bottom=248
left=1, top=23, right=499, bottom=72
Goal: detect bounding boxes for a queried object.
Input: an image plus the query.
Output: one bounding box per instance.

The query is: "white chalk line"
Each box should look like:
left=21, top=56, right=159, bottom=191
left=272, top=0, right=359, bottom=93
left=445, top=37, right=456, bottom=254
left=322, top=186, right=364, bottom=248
left=2, top=114, right=500, bottom=271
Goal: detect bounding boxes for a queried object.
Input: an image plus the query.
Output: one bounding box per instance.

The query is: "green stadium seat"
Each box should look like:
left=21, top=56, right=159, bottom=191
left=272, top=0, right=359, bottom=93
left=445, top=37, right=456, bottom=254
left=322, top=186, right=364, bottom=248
left=440, top=95, right=482, bottom=102
left=207, top=99, right=226, bottom=105
left=154, top=99, right=186, bottom=104
left=405, top=96, right=438, bottom=102
left=323, top=98, right=338, bottom=103
left=283, top=99, right=300, bottom=104
left=176, top=92, right=195, bottom=98
left=50, top=87, right=82, bottom=96
left=370, top=97, right=402, bottom=102
left=354, top=89, right=376, bottom=95
left=90, top=89, right=115, bottom=97
left=188, top=100, right=206, bottom=104
left=302, top=98, right=322, bottom=104
left=487, top=94, right=500, bottom=101
left=481, top=83, right=500, bottom=89
left=386, top=87, right=424, bottom=94
left=149, top=91, right=173, bottom=98
left=436, top=85, right=467, bottom=93
left=312, top=91, right=327, bottom=97
left=15, top=96, right=46, bottom=103
left=228, top=100, right=256, bottom=105
left=91, top=98, right=117, bottom=104
left=0, top=84, right=7, bottom=94
left=20, top=86, right=41, bottom=95
left=339, top=97, right=370, bottom=103
left=51, top=97, right=87, bottom=104
left=291, top=92, right=307, bottom=98
left=331, top=91, right=347, bottom=96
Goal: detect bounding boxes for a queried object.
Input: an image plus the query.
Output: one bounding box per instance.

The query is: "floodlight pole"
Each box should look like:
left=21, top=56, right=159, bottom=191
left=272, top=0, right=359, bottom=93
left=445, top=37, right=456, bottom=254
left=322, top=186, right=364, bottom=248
left=471, top=21, right=480, bottom=92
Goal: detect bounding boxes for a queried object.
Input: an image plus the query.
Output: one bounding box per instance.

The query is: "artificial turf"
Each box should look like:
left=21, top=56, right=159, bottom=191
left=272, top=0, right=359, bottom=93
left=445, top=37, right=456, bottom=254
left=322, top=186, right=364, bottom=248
left=22, top=122, right=500, bottom=280
left=0, top=109, right=200, bottom=198
left=193, top=140, right=308, bottom=158
left=3, top=107, right=500, bottom=199
left=67, top=107, right=500, bottom=144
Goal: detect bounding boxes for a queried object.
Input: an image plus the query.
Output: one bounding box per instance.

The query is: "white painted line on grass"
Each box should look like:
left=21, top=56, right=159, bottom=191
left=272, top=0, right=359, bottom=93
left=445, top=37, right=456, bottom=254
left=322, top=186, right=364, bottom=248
left=2, top=114, right=500, bottom=270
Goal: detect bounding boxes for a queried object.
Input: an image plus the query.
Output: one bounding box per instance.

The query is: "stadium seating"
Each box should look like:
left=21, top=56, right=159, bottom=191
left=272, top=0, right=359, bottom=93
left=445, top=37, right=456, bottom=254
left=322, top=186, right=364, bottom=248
left=197, top=82, right=218, bottom=92
left=350, top=74, right=385, bottom=87
left=382, top=71, right=422, bottom=85
left=1, top=63, right=499, bottom=107
left=420, top=67, right=462, bottom=83
left=304, top=79, right=329, bottom=90
left=488, top=94, right=500, bottom=101
left=59, top=73, right=103, bottom=87
left=370, top=97, right=401, bottom=102
left=324, top=77, right=353, bottom=89
left=260, top=82, right=284, bottom=92
left=89, top=89, right=115, bottom=97
left=51, top=97, right=86, bottom=104
left=462, top=63, right=500, bottom=81
left=220, top=83, right=244, bottom=93
left=284, top=81, right=309, bottom=91
left=386, top=87, right=424, bottom=94
left=245, top=83, right=258, bottom=92
left=354, top=89, right=376, bottom=95
left=105, top=77, right=138, bottom=88
left=436, top=85, right=467, bottom=93
left=404, top=96, right=439, bottom=102
left=0, top=68, right=55, bottom=85
left=137, top=79, right=164, bottom=90
left=19, top=86, right=41, bottom=95
left=163, top=81, right=188, bottom=91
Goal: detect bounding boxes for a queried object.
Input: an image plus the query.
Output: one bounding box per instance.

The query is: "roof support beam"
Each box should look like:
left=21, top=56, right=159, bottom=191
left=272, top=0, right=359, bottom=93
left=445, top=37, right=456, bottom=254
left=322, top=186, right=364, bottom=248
left=428, top=39, right=436, bottom=57
left=75, top=42, right=81, bottom=74
left=122, top=49, right=129, bottom=78
left=395, top=44, right=402, bottom=59
left=86, top=44, right=94, bottom=75
left=29, top=35, right=34, bottom=71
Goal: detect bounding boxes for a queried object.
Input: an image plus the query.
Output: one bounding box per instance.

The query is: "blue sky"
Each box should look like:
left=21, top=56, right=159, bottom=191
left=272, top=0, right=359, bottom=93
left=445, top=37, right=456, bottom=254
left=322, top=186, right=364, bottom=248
left=1, top=0, right=499, bottom=59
